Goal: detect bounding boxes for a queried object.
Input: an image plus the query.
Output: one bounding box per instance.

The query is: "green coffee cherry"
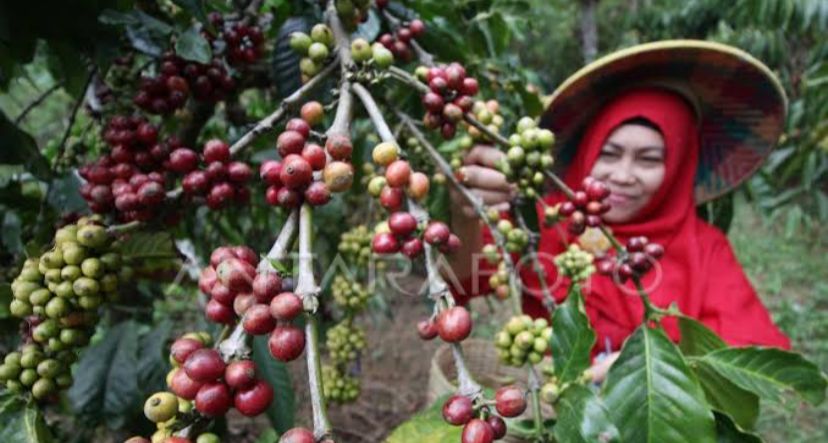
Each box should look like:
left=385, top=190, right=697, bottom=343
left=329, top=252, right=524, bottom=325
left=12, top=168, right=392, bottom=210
left=495, top=314, right=552, bottom=367
left=32, top=378, right=56, bottom=400
left=144, top=392, right=179, bottom=423
left=73, top=277, right=99, bottom=297
left=62, top=246, right=87, bottom=265
left=10, top=300, right=33, bottom=317
left=310, top=24, right=334, bottom=47
left=289, top=32, right=312, bottom=54
left=308, top=42, right=330, bottom=63
left=60, top=265, right=82, bottom=281
left=36, top=359, right=62, bottom=378
left=99, top=252, right=121, bottom=270
left=80, top=258, right=103, bottom=278
left=20, top=368, right=38, bottom=386
left=76, top=225, right=107, bottom=248
left=45, top=297, right=69, bottom=318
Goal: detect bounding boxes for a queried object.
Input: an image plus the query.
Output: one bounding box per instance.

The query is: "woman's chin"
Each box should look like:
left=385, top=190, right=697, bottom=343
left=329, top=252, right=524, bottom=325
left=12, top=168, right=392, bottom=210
left=602, top=208, right=636, bottom=224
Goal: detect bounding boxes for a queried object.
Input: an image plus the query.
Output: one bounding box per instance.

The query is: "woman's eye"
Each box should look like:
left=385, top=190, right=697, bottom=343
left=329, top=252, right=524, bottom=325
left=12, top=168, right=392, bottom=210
left=640, top=156, right=663, bottom=163
left=599, top=150, right=619, bottom=158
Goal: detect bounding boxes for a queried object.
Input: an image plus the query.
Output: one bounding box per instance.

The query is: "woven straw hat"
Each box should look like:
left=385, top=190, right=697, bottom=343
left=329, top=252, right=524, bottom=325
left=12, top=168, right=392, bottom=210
left=540, top=40, right=787, bottom=203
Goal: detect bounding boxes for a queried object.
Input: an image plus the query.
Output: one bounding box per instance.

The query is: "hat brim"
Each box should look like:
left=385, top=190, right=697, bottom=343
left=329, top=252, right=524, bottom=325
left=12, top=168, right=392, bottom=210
left=540, top=40, right=787, bottom=204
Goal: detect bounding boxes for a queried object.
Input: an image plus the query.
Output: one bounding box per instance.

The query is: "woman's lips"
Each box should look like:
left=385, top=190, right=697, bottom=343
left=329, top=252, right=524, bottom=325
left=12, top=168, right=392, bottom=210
left=607, top=192, right=635, bottom=206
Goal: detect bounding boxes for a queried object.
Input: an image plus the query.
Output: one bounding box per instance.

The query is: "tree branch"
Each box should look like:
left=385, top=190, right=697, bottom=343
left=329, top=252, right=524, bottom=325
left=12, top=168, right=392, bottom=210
left=325, top=2, right=354, bottom=137
left=228, top=57, right=339, bottom=155
left=56, top=69, right=96, bottom=168
left=14, top=82, right=63, bottom=125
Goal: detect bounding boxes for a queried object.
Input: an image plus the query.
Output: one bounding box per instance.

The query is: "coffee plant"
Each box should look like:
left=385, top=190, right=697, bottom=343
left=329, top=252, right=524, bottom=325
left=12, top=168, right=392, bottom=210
left=1, top=1, right=826, bottom=443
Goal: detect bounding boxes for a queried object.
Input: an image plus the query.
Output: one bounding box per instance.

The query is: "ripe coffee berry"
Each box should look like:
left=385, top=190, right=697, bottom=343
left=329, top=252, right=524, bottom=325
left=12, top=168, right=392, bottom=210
left=268, top=326, right=306, bottom=362
left=184, top=349, right=226, bottom=382
left=242, top=304, right=276, bottom=335
left=270, top=292, right=303, bottom=320
left=437, top=306, right=472, bottom=343
left=372, top=232, right=400, bottom=254
left=280, top=155, right=313, bottom=189
left=279, top=428, right=314, bottom=443
left=234, top=380, right=274, bottom=416
left=417, top=319, right=439, bottom=340
left=170, top=338, right=203, bottom=365
left=462, top=419, right=495, bottom=443
left=300, top=101, right=324, bottom=126
left=325, top=134, right=353, bottom=160
left=495, top=386, right=527, bottom=417
left=442, top=395, right=473, bottom=425
left=170, top=368, right=204, bottom=400
left=423, top=221, right=451, bottom=245
left=388, top=212, right=418, bottom=237
left=195, top=382, right=232, bottom=417
left=225, top=360, right=257, bottom=390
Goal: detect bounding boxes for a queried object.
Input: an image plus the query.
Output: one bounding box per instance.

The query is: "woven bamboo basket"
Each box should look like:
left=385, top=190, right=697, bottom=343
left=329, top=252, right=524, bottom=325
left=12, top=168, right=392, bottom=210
left=427, top=339, right=554, bottom=443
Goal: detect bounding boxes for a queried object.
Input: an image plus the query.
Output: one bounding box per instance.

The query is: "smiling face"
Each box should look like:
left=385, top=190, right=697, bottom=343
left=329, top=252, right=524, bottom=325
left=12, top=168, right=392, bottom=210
left=589, top=122, right=666, bottom=223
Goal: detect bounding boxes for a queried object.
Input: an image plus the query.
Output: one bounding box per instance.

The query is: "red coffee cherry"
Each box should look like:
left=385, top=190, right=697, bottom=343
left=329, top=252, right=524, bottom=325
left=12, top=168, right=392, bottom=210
left=462, top=419, right=494, bottom=443
left=379, top=186, right=404, bottom=211
left=487, top=416, right=507, bottom=439
left=253, top=272, right=282, bottom=303
left=242, top=303, right=276, bottom=335
left=401, top=237, right=424, bottom=258
left=206, top=298, right=236, bottom=324
left=170, top=338, right=203, bottom=365
left=277, top=131, right=306, bottom=157
left=225, top=359, right=257, bottom=390
left=234, top=293, right=257, bottom=316
left=285, top=118, right=311, bottom=138
left=184, top=348, right=226, bottom=382
left=260, top=160, right=283, bottom=186
left=268, top=325, right=306, bottom=362
left=423, top=221, right=451, bottom=245
left=227, top=161, right=253, bottom=183
left=388, top=212, right=418, bottom=237
left=234, top=379, right=274, bottom=417
left=301, top=143, right=327, bottom=171
left=168, top=148, right=199, bottom=173
left=270, top=292, right=303, bottom=321
left=216, top=258, right=255, bottom=291
left=304, top=182, right=331, bottom=206
left=300, top=101, right=324, bottom=126
left=417, top=319, right=438, bottom=340
left=325, top=134, right=353, bottom=160
left=385, top=160, right=412, bottom=188
left=494, top=386, right=527, bottom=418
left=372, top=232, right=400, bottom=254
left=232, top=246, right=258, bottom=265
left=436, top=306, right=472, bottom=343
left=195, top=382, right=232, bottom=417
left=442, top=395, right=473, bottom=426
left=203, top=139, right=231, bottom=163
left=280, top=155, right=313, bottom=189
left=170, top=368, right=204, bottom=400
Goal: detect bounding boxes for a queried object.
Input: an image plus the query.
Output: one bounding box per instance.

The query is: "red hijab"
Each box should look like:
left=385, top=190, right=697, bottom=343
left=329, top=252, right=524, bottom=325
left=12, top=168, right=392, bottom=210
left=457, top=88, right=790, bottom=354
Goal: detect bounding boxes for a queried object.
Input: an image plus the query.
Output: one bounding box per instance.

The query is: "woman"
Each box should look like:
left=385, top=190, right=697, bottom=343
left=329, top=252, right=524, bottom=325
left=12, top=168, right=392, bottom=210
left=446, top=41, right=791, bottom=381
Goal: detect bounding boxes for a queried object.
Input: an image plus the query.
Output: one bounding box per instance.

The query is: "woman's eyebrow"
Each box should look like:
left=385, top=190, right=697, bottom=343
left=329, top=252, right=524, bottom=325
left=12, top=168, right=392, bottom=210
left=605, top=141, right=664, bottom=152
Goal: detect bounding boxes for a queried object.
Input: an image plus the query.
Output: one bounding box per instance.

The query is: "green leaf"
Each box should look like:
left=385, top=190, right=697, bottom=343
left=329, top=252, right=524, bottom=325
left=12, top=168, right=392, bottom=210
left=714, top=412, right=763, bottom=443
left=0, top=392, right=55, bottom=443
left=550, top=290, right=595, bottom=384
left=678, top=316, right=726, bottom=357
left=252, top=335, right=294, bottom=434
left=0, top=111, right=51, bottom=180
left=695, top=347, right=827, bottom=406
left=175, top=26, right=212, bottom=64
left=170, top=0, right=210, bottom=27
left=120, top=231, right=179, bottom=261
left=46, top=43, right=88, bottom=97
left=137, top=321, right=172, bottom=394
left=553, top=385, right=620, bottom=443
left=69, top=321, right=142, bottom=427
left=602, top=326, right=717, bottom=443
left=385, top=394, right=462, bottom=443
left=692, top=360, right=759, bottom=431
left=0, top=283, right=11, bottom=318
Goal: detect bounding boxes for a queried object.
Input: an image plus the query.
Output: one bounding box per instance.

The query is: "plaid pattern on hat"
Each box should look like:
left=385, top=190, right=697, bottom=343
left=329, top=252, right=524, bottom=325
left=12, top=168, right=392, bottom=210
left=540, top=40, right=787, bottom=203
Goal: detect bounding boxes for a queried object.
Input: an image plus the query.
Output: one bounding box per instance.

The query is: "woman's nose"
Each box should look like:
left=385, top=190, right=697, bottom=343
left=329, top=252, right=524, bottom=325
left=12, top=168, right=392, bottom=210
left=607, top=160, right=636, bottom=185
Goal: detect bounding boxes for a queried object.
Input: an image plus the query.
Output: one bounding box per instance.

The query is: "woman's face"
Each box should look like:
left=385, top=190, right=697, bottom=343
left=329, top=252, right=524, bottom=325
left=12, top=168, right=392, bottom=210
left=589, top=123, right=666, bottom=223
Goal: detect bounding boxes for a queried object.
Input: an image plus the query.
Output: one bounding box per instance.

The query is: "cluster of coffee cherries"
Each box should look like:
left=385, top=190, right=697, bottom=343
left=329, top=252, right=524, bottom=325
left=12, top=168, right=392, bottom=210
left=198, top=246, right=307, bottom=362
left=554, top=244, right=596, bottom=283
left=416, top=305, right=473, bottom=343
left=322, top=363, right=360, bottom=404
left=375, top=19, right=426, bottom=63
left=559, top=177, right=612, bottom=235
left=336, top=225, right=374, bottom=268
left=331, top=274, right=370, bottom=310
left=322, top=320, right=366, bottom=404
left=367, top=142, right=430, bottom=207
left=497, top=117, right=555, bottom=199
left=2, top=217, right=127, bottom=399
left=334, top=0, right=371, bottom=30
left=134, top=53, right=235, bottom=114
left=451, top=100, right=505, bottom=169
left=494, top=315, right=552, bottom=367
left=442, top=385, right=528, bottom=442
left=485, top=261, right=512, bottom=301
left=262, top=113, right=353, bottom=208
left=174, top=139, right=253, bottom=210
left=417, top=63, right=479, bottom=140
left=349, top=38, right=394, bottom=70
left=205, top=13, right=265, bottom=66
left=491, top=213, right=529, bottom=254
left=289, top=25, right=335, bottom=82
left=80, top=116, right=176, bottom=220
left=373, top=217, right=461, bottom=257
left=595, top=236, right=664, bottom=283
left=125, top=433, right=218, bottom=443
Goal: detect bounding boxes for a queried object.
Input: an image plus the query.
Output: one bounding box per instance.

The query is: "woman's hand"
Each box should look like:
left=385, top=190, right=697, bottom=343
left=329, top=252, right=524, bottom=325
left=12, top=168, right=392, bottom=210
left=449, top=145, right=517, bottom=219
left=589, top=351, right=620, bottom=384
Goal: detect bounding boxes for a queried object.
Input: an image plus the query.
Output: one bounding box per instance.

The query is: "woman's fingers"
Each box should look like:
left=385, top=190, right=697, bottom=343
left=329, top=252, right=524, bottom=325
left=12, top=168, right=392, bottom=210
left=459, top=165, right=512, bottom=192
left=464, top=145, right=505, bottom=168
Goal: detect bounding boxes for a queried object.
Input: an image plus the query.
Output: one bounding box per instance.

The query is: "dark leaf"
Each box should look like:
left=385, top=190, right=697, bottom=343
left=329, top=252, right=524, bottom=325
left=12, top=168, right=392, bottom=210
left=170, top=0, right=210, bottom=27
left=271, top=17, right=307, bottom=100
left=0, top=111, right=51, bottom=180
left=692, top=359, right=759, bottom=431
left=175, top=26, right=212, bottom=64
left=120, top=231, right=180, bottom=261
left=103, top=321, right=140, bottom=429
left=137, top=320, right=173, bottom=393
left=714, top=412, right=763, bottom=443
